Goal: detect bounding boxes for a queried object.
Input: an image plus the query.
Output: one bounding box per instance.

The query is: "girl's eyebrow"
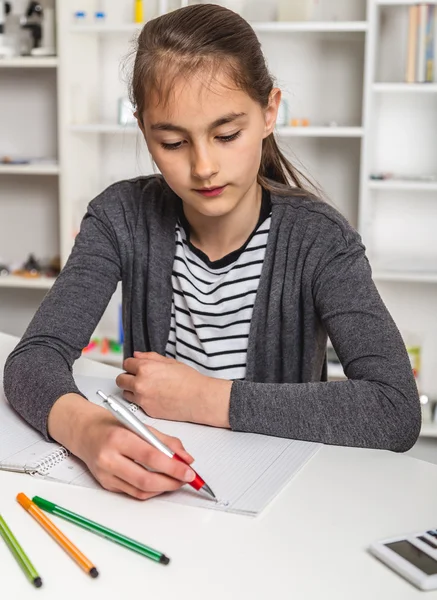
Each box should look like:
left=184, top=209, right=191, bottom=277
left=150, top=111, right=247, bottom=134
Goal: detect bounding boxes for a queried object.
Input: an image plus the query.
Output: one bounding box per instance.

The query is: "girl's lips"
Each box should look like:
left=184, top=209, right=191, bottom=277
left=194, top=185, right=227, bottom=197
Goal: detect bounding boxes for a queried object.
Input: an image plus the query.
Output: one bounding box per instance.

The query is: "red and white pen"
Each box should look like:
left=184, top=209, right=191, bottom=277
left=96, top=390, right=216, bottom=500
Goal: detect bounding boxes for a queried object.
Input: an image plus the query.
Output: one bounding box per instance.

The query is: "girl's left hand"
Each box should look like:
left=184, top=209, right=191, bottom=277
left=116, top=352, right=230, bottom=426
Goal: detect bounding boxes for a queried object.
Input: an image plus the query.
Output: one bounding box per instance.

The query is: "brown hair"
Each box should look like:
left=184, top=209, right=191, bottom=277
left=129, top=3, right=318, bottom=196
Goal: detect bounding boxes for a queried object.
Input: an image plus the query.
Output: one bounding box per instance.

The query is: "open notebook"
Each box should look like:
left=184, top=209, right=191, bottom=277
left=0, top=374, right=320, bottom=516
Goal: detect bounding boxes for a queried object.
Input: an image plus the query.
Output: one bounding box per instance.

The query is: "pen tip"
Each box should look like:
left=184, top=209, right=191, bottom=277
left=160, top=555, right=171, bottom=565
left=89, top=567, right=99, bottom=578
left=33, top=577, right=42, bottom=588
left=96, top=390, right=108, bottom=401
left=201, top=483, right=217, bottom=500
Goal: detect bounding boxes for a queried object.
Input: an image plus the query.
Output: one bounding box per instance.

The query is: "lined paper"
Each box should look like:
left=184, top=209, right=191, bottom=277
left=75, top=375, right=320, bottom=515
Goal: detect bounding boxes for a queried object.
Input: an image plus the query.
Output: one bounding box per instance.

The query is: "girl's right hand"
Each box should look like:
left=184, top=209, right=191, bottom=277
left=49, top=395, right=196, bottom=500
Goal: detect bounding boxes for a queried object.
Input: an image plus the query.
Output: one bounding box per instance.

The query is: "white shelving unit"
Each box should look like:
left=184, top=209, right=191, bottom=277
left=359, top=0, right=437, bottom=409
left=0, top=0, right=60, bottom=335
left=2, top=0, right=436, bottom=430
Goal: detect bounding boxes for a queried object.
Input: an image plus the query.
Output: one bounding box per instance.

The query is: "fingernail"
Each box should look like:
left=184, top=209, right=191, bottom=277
left=184, top=469, right=195, bottom=482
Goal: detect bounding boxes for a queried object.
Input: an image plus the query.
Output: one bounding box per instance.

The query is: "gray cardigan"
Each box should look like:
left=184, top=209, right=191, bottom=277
left=3, top=176, right=421, bottom=451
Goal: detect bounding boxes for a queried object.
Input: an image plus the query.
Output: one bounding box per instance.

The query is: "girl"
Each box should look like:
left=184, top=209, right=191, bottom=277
left=4, top=4, right=420, bottom=500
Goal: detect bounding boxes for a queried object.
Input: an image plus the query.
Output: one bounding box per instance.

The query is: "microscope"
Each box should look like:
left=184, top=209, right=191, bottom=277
left=20, top=1, right=55, bottom=56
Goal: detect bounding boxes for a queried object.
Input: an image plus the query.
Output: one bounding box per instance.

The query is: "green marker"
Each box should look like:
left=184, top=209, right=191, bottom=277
left=0, top=514, right=42, bottom=588
left=32, top=496, right=170, bottom=565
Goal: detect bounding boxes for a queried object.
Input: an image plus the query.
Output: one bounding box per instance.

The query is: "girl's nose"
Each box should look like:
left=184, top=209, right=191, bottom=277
left=191, top=148, right=219, bottom=181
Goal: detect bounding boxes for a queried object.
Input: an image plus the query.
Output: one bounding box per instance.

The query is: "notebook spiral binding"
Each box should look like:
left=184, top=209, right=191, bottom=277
left=29, top=446, right=70, bottom=476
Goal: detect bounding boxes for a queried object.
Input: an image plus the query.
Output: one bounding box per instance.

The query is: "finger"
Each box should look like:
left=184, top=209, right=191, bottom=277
left=106, top=474, right=163, bottom=501
left=149, top=427, right=195, bottom=463
left=112, top=454, right=187, bottom=493
left=122, top=357, right=142, bottom=375
left=122, top=432, right=196, bottom=482
left=134, top=351, right=172, bottom=363
left=122, top=390, right=135, bottom=403
left=115, top=372, right=136, bottom=392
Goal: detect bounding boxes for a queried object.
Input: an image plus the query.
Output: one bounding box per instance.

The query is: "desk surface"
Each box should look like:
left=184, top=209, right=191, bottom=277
left=1, top=331, right=436, bottom=600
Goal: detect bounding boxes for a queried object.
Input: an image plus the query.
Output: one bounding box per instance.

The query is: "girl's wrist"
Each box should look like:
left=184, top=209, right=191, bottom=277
left=198, top=377, right=232, bottom=428
left=48, top=393, right=100, bottom=455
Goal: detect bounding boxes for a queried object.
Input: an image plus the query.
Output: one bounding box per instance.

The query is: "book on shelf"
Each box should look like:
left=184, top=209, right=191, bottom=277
left=406, top=4, right=435, bottom=84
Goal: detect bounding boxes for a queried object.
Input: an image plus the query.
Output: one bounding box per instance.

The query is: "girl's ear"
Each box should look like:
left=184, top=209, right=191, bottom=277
left=263, top=88, right=281, bottom=139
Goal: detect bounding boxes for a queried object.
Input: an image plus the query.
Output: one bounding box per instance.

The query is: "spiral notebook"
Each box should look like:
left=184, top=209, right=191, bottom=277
left=0, top=374, right=320, bottom=516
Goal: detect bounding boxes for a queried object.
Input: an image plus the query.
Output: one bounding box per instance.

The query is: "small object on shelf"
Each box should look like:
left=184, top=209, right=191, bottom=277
left=118, top=98, right=136, bottom=126
left=94, top=11, right=106, bottom=23
left=290, top=118, right=310, bottom=127
left=326, top=120, right=338, bottom=127
left=101, top=338, right=109, bottom=355
left=12, top=253, right=42, bottom=278
left=20, top=1, right=56, bottom=57
left=109, top=340, right=122, bottom=353
left=369, top=172, right=437, bottom=183
left=134, top=0, right=143, bottom=24
left=1, top=156, right=29, bottom=164
left=83, top=339, right=99, bottom=353
left=73, top=11, right=86, bottom=23
left=40, top=256, right=60, bottom=278
left=369, top=172, right=393, bottom=180
left=0, top=262, right=10, bottom=277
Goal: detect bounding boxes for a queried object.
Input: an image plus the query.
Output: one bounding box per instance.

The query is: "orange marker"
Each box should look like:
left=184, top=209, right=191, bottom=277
left=16, top=494, right=98, bottom=578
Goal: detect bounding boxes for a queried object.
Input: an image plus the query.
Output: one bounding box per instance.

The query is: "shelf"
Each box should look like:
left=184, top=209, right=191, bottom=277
left=0, top=276, right=56, bottom=290
left=252, top=21, right=368, bottom=33
left=373, top=83, right=437, bottom=93
left=69, top=124, right=138, bottom=134
left=377, top=0, right=437, bottom=5
left=0, top=57, right=58, bottom=68
left=69, top=21, right=368, bottom=34
left=373, top=271, right=437, bottom=284
left=0, top=163, right=59, bottom=176
left=277, top=126, right=364, bottom=138
left=69, top=23, right=142, bottom=33
left=369, top=180, right=437, bottom=192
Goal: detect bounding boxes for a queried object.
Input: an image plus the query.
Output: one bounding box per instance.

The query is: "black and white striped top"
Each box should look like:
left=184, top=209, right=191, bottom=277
left=165, top=189, right=272, bottom=380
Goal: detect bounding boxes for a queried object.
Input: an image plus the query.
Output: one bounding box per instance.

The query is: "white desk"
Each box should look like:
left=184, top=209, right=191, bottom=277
left=1, top=331, right=437, bottom=600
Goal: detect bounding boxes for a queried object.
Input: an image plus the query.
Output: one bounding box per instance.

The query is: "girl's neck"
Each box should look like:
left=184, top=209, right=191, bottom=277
left=183, top=181, right=263, bottom=262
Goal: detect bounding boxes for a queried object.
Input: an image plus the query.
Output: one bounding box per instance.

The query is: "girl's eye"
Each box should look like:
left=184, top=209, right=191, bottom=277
left=217, top=131, right=241, bottom=143
left=161, top=141, right=184, bottom=151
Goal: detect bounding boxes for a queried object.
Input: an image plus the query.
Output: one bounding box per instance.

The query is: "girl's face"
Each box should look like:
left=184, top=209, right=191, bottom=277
left=139, top=70, right=280, bottom=219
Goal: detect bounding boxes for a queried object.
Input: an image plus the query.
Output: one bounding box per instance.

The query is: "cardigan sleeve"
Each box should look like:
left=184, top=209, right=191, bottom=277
left=3, top=200, right=122, bottom=440
left=228, top=233, right=421, bottom=452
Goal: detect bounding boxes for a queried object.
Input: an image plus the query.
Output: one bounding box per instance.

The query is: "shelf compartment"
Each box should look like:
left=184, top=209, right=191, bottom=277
left=0, top=276, right=56, bottom=289
left=0, top=164, right=59, bottom=176
left=377, top=0, right=437, bottom=5
left=373, top=83, right=437, bottom=93
left=373, top=271, right=437, bottom=284
left=368, top=180, right=437, bottom=191
left=277, top=126, right=363, bottom=138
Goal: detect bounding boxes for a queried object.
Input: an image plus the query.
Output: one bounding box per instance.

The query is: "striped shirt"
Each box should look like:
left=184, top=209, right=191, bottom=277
left=165, top=189, right=272, bottom=380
